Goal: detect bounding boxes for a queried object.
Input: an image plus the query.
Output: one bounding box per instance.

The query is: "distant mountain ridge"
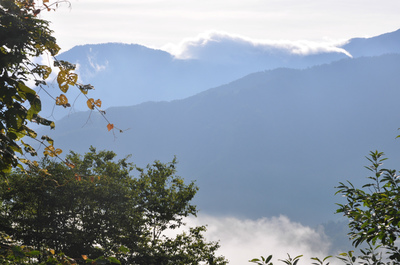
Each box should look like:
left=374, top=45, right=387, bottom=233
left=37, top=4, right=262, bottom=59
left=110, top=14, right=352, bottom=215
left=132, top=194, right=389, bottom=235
left=342, top=28, right=400, bottom=57
left=41, top=28, right=400, bottom=118
left=38, top=53, right=400, bottom=225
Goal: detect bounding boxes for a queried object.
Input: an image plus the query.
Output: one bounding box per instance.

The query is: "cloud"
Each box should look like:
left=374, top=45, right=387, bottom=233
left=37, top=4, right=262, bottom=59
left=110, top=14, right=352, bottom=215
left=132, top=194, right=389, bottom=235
left=87, top=47, right=108, bottom=73
left=164, top=31, right=352, bottom=60
left=166, top=214, right=332, bottom=265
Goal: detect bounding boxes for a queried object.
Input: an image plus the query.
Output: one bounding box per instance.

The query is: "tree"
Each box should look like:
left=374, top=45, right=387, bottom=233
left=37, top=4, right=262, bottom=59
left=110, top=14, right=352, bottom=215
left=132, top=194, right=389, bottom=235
left=0, top=0, right=114, bottom=174
left=336, top=151, right=400, bottom=262
left=0, top=147, right=228, bottom=264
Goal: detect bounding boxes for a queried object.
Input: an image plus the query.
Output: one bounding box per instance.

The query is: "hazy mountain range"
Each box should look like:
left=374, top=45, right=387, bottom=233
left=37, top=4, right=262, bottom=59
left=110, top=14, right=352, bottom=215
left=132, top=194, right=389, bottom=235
left=39, top=28, right=400, bottom=117
left=35, top=28, right=400, bottom=229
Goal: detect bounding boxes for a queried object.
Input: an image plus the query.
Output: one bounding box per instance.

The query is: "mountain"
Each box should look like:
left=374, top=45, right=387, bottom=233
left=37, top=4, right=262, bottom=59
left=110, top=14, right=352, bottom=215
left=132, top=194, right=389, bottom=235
left=36, top=53, right=400, bottom=225
left=50, top=41, right=347, bottom=114
left=341, top=28, right=400, bottom=57
left=41, top=29, right=400, bottom=119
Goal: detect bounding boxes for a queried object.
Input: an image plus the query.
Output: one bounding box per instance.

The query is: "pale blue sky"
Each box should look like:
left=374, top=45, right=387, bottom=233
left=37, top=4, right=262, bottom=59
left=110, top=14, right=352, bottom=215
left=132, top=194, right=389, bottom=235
left=43, top=0, right=400, bottom=54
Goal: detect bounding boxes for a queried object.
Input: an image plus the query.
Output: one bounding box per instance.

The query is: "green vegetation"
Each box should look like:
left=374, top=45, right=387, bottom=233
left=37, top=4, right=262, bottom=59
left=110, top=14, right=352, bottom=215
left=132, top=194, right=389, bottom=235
left=0, top=148, right=228, bottom=264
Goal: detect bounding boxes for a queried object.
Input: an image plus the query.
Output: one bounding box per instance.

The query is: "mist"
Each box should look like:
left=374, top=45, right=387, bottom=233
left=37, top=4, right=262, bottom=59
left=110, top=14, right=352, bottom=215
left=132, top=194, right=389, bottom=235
left=168, top=214, right=334, bottom=265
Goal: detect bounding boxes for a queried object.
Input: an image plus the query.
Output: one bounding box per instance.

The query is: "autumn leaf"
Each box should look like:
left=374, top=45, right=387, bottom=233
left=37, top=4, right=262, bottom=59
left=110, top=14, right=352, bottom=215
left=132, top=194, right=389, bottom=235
left=43, top=145, right=62, bottom=157
left=55, top=94, right=68, bottom=106
left=57, top=70, right=69, bottom=92
left=87, top=98, right=95, bottom=110
left=75, top=174, right=82, bottom=181
left=82, top=255, right=88, bottom=260
left=107, top=123, right=114, bottom=131
left=94, top=99, right=101, bottom=108
left=57, top=71, right=77, bottom=93
left=68, top=73, right=78, bottom=85
left=50, top=249, right=55, bottom=255
left=87, top=98, right=101, bottom=110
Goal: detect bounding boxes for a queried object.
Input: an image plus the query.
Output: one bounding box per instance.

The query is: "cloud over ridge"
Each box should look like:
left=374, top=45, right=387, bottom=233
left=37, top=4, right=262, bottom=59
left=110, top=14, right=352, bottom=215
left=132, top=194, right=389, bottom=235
left=165, top=31, right=352, bottom=60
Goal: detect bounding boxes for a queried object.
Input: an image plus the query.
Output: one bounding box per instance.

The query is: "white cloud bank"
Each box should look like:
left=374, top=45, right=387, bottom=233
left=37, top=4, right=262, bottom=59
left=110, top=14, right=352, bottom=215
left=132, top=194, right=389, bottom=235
left=173, top=214, right=332, bottom=265
left=164, top=31, right=352, bottom=60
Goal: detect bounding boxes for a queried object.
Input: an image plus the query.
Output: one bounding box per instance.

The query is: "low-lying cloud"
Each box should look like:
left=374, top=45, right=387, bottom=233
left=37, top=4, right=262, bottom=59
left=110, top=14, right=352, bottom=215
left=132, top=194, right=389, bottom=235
left=169, top=214, right=332, bottom=265
left=164, top=31, right=352, bottom=60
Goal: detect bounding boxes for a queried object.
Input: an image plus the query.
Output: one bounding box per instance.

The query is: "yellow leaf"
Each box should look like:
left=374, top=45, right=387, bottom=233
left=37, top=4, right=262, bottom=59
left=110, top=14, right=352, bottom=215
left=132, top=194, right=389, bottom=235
left=50, top=249, right=55, bottom=255
left=94, top=99, right=101, bottom=108
left=57, top=71, right=69, bottom=93
left=43, top=146, right=62, bottom=157
left=87, top=98, right=95, bottom=110
left=43, top=146, right=55, bottom=157
left=107, top=123, right=114, bottom=131
left=55, top=148, right=62, bottom=156
left=82, top=255, right=88, bottom=260
left=60, top=83, right=69, bottom=93
left=56, top=94, right=68, bottom=106
left=68, top=73, right=78, bottom=85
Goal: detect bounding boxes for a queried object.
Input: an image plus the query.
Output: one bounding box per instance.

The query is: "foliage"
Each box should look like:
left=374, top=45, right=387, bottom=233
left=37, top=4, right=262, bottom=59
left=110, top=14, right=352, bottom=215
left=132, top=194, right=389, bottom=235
left=249, top=254, right=324, bottom=265
left=0, top=148, right=227, bottom=264
left=336, top=151, right=400, bottom=261
left=250, top=248, right=393, bottom=265
left=249, top=254, right=273, bottom=265
left=0, top=0, right=116, bottom=174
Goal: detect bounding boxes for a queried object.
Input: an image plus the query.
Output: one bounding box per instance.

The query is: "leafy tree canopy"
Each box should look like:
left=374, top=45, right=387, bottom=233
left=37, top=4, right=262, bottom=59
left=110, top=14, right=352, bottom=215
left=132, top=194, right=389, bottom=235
left=0, top=147, right=228, bottom=264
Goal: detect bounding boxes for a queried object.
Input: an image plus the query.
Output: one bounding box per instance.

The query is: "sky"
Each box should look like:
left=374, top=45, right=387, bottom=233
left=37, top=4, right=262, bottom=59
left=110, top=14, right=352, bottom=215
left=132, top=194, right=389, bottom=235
left=41, top=0, right=400, bottom=55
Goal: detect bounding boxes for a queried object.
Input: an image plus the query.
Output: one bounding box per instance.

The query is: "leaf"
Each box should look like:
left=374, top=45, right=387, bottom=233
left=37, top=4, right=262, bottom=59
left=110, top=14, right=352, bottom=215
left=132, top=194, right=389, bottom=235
left=94, top=99, right=101, bottom=108
left=56, top=94, right=68, bottom=106
left=107, top=257, right=121, bottom=264
left=68, top=73, right=78, bottom=85
left=57, top=70, right=69, bottom=92
left=87, top=98, right=95, bottom=110
left=43, top=145, right=62, bottom=157
left=65, top=160, right=75, bottom=169
left=107, top=123, right=114, bottom=131
left=82, top=255, right=88, bottom=260
left=41, top=135, right=54, bottom=146
left=26, top=94, right=41, bottom=120
left=50, top=249, right=55, bottom=255
left=87, top=98, right=101, bottom=110
left=78, top=83, right=94, bottom=94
